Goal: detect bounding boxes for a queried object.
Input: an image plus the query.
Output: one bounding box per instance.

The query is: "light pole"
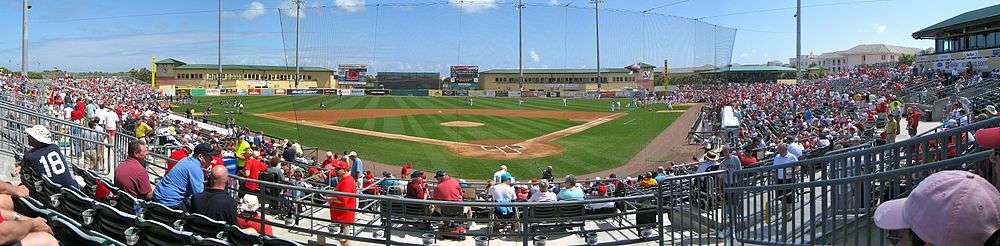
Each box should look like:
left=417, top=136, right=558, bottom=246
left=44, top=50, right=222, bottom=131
left=294, top=0, right=301, bottom=89
left=517, top=0, right=524, bottom=92
left=22, top=0, right=29, bottom=76
left=591, top=0, right=602, bottom=95
left=795, top=0, right=802, bottom=84
left=218, top=0, right=223, bottom=89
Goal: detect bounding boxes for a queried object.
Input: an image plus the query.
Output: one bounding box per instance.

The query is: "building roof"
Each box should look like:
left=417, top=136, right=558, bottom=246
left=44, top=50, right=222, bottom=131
left=817, top=52, right=844, bottom=59
left=839, top=44, right=920, bottom=55
left=701, top=65, right=797, bottom=74
left=670, top=64, right=717, bottom=74
left=480, top=68, right=631, bottom=74
left=155, top=58, right=332, bottom=72
left=913, top=4, right=1000, bottom=39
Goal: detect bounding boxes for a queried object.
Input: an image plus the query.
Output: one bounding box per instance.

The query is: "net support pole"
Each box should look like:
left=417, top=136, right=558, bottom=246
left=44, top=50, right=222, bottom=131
left=795, top=0, right=802, bottom=84
left=218, top=0, right=223, bottom=89
left=21, top=0, right=28, bottom=76
left=592, top=0, right=602, bottom=95
left=294, top=0, right=301, bottom=89
left=517, top=0, right=524, bottom=92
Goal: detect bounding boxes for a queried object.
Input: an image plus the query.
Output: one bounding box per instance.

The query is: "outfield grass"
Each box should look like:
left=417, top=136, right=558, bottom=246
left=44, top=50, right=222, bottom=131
left=176, top=96, right=684, bottom=179
left=335, top=114, right=580, bottom=142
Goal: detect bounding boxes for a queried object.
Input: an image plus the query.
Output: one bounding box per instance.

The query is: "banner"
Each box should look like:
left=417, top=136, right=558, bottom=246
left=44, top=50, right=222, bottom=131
left=521, top=91, right=538, bottom=98
left=428, top=90, right=442, bottom=97
left=245, top=80, right=268, bottom=87
left=323, top=89, right=339, bottom=95
left=508, top=91, right=521, bottom=98
left=248, top=89, right=262, bottom=95
left=545, top=91, right=561, bottom=98
left=391, top=89, right=429, bottom=96
left=236, top=89, right=248, bottom=95
left=274, top=89, right=286, bottom=95
left=177, top=89, right=191, bottom=97
left=338, top=89, right=353, bottom=96
left=205, top=89, right=221, bottom=96
left=494, top=90, right=508, bottom=97
left=468, top=90, right=484, bottom=97
left=337, top=64, right=368, bottom=85
left=456, top=90, right=469, bottom=97
left=443, top=90, right=457, bottom=96
left=261, top=89, right=274, bottom=96
left=600, top=91, right=616, bottom=98
left=221, top=89, right=236, bottom=95
left=482, top=90, right=495, bottom=97
left=349, top=89, right=365, bottom=96
left=288, top=89, right=321, bottom=96
left=365, top=89, right=390, bottom=96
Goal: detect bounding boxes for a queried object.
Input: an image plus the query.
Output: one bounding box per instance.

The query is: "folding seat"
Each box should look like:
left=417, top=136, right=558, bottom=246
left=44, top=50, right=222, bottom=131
left=262, top=237, right=302, bottom=246
left=49, top=217, right=125, bottom=246
left=138, top=220, right=197, bottom=246
left=55, top=187, right=96, bottom=224
left=226, top=225, right=263, bottom=246
left=184, top=213, right=228, bottom=239
left=113, top=188, right=145, bottom=215
left=144, top=201, right=186, bottom=229
left=193, top=237, right=231, bottom=246
left=93, top=203, right=139, bottom=243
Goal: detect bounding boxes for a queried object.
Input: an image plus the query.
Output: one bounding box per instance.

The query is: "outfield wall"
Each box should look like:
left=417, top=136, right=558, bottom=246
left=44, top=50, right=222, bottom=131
left=173, top=88, right=668, bottom=99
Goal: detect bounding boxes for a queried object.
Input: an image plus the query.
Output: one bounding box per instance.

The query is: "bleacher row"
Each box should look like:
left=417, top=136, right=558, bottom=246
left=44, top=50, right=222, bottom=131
left=12, top=160, right=300, bottom=246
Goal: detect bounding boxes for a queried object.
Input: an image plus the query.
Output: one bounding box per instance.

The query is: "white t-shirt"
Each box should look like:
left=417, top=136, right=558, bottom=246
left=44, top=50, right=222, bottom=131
left=101, top=110, right=119, bottom=131
left=489, top=183, right=515, bottom=202
left=788, top=142, right=805, bottom=158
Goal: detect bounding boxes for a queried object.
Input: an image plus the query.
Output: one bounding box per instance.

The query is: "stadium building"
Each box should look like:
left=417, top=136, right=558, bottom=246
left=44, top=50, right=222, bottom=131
left=815, top=44, right=921, bottom=73
left=154, top=58, right=334, bottom=89
left=375, top=72, right=441, bottom=89
left=699, top=65, right=797, bottom=83
left=480, top=63, right=657, bottom=92
left=912, top=3, right=1000, bottom=73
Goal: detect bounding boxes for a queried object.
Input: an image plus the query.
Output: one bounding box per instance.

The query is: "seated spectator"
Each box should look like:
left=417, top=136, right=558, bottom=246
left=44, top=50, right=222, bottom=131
left=528, top=181, right=557, bottom=202
left=557, top=175, right=584, bottom=201
left=167, top=143, right=193, bottom=173
left=405, top=171, right=427, bottom=199
left=638, top=173, right=658, bottom=188
left=240, top=151, right=267, bottom=198
left=584, top=188, right=616, bottom=213
left=489, top=175, right=515, bottom=219
left=874, top=170, right=1000, bottom=246
left=432, top=171, right=463, bottom=202
left=266, top=157, right=287, bottom=183
left=0, top=204, right=57, bottom=245
left=154, top=143, right=213, bottom=211
left=327, top=168, right=356, bottom=246
left=190, top=165, right=271, bottom=236
left=114, top=141, right=153, bottom=200
left=654, top=169, right=669, bottom=183
left=21, top=125, right=78, bottom=188
left=377, top=171, right=400, bottom=195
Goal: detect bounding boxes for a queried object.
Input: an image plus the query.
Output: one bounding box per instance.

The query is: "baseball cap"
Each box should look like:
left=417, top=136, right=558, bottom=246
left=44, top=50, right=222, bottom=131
left=873, top=170, right=1000, bottom=245
left=25, top=125, right=53, bottom=145
left=434, top=170, right=447, bottom=178
left=348, top=151, right=358, bottom=157
left=410, top=170, right=424, bottom=178
left=976, top=127, right=1000, bottom=150
left=193, top=143, right=215, bottom=156
left=499, top=173, right=512, bottom=182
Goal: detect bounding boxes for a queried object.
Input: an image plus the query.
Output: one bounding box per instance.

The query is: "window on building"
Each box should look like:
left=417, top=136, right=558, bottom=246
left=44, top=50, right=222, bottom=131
left=882, top=55, right=886, bottom=60
left=987, top=32, right=997, bottom=48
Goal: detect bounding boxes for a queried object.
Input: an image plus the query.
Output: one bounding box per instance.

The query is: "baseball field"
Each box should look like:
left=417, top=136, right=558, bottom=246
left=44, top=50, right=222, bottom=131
left=174, top=96, right=694, bottom=179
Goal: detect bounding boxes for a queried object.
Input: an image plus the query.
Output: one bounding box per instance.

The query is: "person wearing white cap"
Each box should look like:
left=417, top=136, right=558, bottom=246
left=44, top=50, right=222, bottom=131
left=493, top=165, right=513, bottom=184
left=21, top=125, right=78, bottom=188
left=874, top=170, right=1000, bottom=245
left=348, top=151, right=363, bottom=180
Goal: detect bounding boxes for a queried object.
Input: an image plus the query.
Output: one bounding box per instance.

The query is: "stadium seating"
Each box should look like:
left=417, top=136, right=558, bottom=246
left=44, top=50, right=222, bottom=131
left=92, top=203, right=138, bottom=243
left=49, top=217, right=124, bottom=246
left=143, top=202, right=185, bottom=228
left=194, top=237, right=231, bottom=246
left=183, top=213, right=228, bottom=239
left=262, top=237, right=302, bottom=246
left=225, top=225, right=264, bottom=246
left=138, top=220, right=196, bottom=246
left=113, top=187, right=145, bottom=215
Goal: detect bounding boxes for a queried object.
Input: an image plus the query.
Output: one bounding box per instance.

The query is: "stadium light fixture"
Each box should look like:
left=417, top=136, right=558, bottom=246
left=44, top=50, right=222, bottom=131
left=590, top=0, right=603, bottom=95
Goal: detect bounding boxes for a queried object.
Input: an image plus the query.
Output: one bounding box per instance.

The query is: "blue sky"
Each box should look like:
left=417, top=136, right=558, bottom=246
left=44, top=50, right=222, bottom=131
left=0, top=0, right=995, bottom=73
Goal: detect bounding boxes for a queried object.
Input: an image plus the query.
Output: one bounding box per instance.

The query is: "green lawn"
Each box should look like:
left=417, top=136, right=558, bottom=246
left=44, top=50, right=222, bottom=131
left=335, top=114, right=580, bottom=142
left=176, top=96, right=685, bottom=179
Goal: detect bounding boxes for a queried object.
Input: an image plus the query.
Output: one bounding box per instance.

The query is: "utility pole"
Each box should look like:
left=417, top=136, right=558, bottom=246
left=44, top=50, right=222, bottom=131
left=218, top=0, right=223, bottom=89
left=294, top=0, right=301, bottom=88
left=21, top=0, right=29, bottom=76
left=591, top=0, right=602, bottom=95
left=517, top=0, right=524, bottom=92
left=795, top=0, right=802, bottom=84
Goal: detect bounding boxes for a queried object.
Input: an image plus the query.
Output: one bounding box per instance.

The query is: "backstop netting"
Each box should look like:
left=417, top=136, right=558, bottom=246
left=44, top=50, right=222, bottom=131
left=275, top=1, right=736, bottom=73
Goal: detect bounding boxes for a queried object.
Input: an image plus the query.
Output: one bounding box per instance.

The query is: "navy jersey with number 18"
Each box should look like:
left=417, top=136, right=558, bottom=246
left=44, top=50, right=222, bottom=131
left=23, top=144, right=78, bottom=188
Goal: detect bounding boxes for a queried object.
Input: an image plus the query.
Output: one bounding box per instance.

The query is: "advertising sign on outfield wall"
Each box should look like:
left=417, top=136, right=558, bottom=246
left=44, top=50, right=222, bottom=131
left=177, top=89, right=191, bottom=97
left=390, top=89, right=429, bottom=96
left=495, top=91, right=508, bottom=97
left=288, top=89, right=321, bottom=96
left=338, top=89, right=353, bottom=96
left=428, top=90, right=442, bottom=97
left=365, top=89, right=390, bottom=96
left=545, top=91, right=561, bottom=98
left=521, top=91, right=538, bottom=97
left=469, top=90, right=484, bottom=97
left=189, top=89, right=205, bottom=96
left=322, top=89, right=339, bottom=95
left=236, top=89, right=247, bottom=95
left=248, top=89, right=261, bottom=95
left=261, top=89, right=274, bottom=95
left=509, top=91, right=521, bottom=98
left=443, top=90, right=457, bottom=96
left=350, top=89, right=365, bottom=96
left=220, top=89, right=236, bottom=95
left=274, top=89, right=286, bottom=95
left=482, top=90, right=495, bottom=97
left=206, top=89, right=221, bottom=96
left=457, top=90, right=469, bottom=97
left=600, top=91, right=616, bottom=98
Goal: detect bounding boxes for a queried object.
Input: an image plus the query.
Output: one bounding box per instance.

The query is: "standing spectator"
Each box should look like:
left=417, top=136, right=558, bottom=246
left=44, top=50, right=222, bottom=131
left=327, top=168, right=357, bottom=246
left=114, top=141, right=153, bottom=200
left=348, top=152, right=363, bottom=180
left=100, top=104, right=119, bottom=140
left=134, top=118, right=153, bottom=139
left=557, top=175, right=584, bottom=201
left=82, top=120, right=103, bottom=171
left=281, top=143, right=296, bottom=162
left=167, top=143, right=193, bottom=173
left=697, top=152, right=720, bottom=173
left=541, top=166, right=553, bottom=181
left=154, top=143, right=213, bottom=211
left=772, top=144, right=798, bottom=218
left=405, top=171, right=427, bottom=199
left=21, top=125, right=78, bottom=188
left=787, top=137, right=805, bottom=159
left=493, top=165, right=514, bottom=184
left=719, top=147, right=742, bottom=178
left=873, top=170, right=1000, bottom=246
left=907, top=107, right=922, bottom=137
left=241, top=151, right=267, bottom=198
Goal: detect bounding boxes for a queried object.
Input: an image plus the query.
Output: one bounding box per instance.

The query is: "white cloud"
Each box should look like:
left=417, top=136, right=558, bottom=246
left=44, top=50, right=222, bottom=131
left=449, top=0, right=497, bottom=13
left=279, top=0, right=304, bottom=18
left=549, top=0, right=560, bottom=5
left=335, top=0, right=366, bottom=12
left=529, top=50, right=540, bottom=63
left=873, top=24, right=887, bottom=33
left=240, top=1, right=266, bottom=20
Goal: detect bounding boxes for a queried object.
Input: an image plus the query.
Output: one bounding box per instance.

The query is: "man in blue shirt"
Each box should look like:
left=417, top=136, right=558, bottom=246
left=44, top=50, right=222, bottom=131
left=348, top=151, right=363, bottom=179
left=557, top=175, right=584, bottom=201
left=153, top=143, right=213, bottom=211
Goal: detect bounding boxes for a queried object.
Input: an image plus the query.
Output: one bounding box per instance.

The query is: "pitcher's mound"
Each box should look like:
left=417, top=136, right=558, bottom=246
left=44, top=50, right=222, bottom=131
left=440, top=121, right=484, bottom=127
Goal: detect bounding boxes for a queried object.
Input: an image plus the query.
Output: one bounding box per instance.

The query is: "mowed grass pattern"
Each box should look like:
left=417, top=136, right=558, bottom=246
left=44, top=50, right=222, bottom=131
left=335, top=114, right=580, bottom=142
left=177, top=96, right=685, bottom=179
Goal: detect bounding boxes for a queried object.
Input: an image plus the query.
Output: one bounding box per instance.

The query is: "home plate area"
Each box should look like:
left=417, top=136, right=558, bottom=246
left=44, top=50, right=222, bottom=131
left=481, top=144, right=525, bottom=154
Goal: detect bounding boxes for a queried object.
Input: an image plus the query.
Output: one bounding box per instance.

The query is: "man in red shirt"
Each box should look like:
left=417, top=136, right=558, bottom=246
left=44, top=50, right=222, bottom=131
left=430, top=170, right=469, bottom=233
left=114, top=141, right=153, bottom=200
left=327, top=168, right=357, bottom=246
left=241, top=151, right=267, bottom=198
left=405, top=171, right=427, bottom=199
left=907, top=107, right=923, bottom=137
left=167, top=144, right=193, bottom=172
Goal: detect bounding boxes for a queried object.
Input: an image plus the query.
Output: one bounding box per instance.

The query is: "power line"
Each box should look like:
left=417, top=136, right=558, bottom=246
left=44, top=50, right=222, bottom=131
left=642, top=0, right=692, bottom=13
left=693, top=0, right=893, bottom=20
